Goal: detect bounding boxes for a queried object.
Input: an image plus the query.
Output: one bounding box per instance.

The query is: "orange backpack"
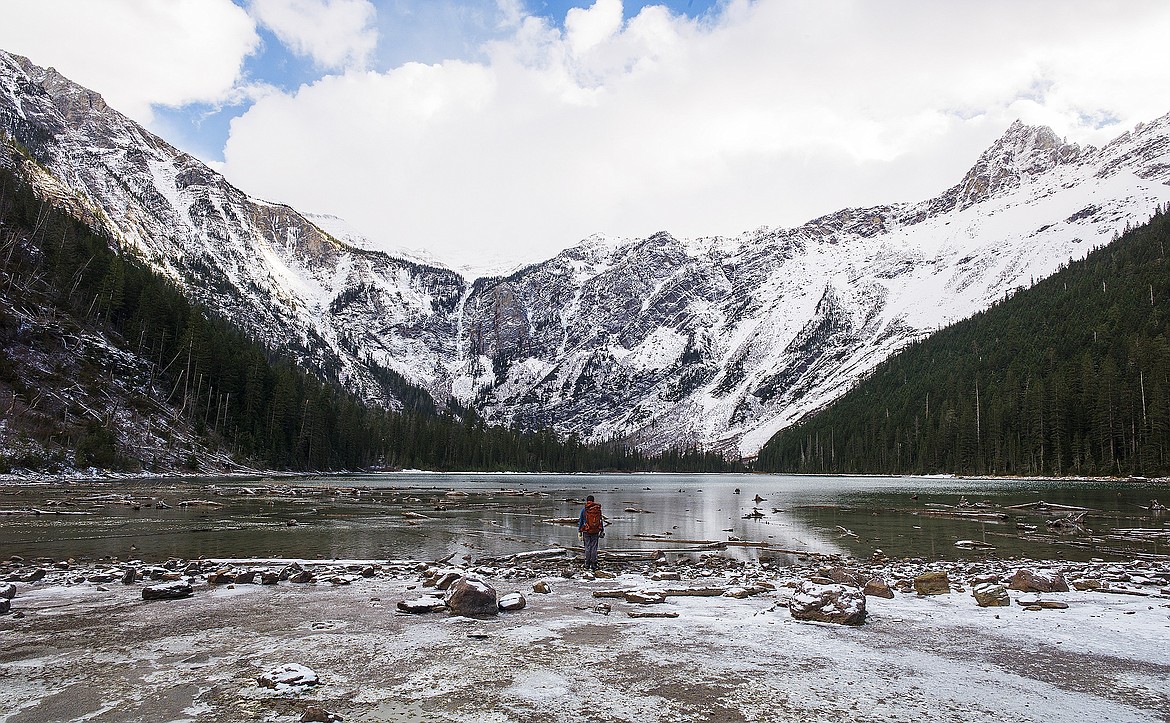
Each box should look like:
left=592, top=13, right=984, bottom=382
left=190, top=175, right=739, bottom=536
left=582, top=502, right=603, bottom=534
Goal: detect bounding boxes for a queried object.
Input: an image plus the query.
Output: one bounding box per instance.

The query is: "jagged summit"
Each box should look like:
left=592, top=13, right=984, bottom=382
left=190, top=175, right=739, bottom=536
left=935, top=120, right=1086, bottom=214
left=2, top=49, right=1170, bottom=456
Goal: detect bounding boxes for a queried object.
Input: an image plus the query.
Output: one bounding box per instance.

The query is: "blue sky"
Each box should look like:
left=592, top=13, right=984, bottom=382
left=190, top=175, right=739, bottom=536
left=156, top=0, right=724, bottom=163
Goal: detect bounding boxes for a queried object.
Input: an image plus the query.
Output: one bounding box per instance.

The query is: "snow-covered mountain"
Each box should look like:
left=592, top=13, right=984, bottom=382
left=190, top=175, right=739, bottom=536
left=3, top=50, right=1170, bottom=457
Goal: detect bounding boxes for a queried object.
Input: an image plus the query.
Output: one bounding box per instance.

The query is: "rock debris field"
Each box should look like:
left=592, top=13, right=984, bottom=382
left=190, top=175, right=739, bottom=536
left=2, top=548, right=1170, bottom=722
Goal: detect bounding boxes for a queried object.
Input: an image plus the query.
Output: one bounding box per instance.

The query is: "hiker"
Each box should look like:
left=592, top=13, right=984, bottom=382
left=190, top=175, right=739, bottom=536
left=578, top=495, right=604, bottom=571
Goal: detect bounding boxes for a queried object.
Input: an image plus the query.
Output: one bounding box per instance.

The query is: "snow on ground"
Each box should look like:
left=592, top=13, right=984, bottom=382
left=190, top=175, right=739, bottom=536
left=1, top=559, right=1167, bottom=722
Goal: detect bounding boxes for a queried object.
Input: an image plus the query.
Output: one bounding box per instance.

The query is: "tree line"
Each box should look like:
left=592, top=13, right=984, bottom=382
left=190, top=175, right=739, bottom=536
left=757, top=205, right=1170, bottom=477
left=0, top=161, right=733, bottom=473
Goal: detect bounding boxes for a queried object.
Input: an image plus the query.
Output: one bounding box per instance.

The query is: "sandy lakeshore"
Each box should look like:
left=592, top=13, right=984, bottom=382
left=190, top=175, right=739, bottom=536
left=2, top=553, right=1169, bottom=723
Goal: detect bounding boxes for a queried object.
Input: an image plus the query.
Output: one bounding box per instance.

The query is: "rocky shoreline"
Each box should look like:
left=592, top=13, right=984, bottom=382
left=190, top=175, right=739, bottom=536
left=2, top=547, right=1169, bottom=721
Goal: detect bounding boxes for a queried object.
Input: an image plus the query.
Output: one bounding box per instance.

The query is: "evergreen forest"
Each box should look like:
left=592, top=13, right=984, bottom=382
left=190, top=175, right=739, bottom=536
left=0, top=163, right=731, bottom=473
left=757, top=205, right=1170, bottom=477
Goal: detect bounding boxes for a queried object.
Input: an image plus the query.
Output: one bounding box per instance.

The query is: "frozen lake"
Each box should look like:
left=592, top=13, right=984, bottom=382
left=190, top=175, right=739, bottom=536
left=2, top=473, right=1168, bottom=564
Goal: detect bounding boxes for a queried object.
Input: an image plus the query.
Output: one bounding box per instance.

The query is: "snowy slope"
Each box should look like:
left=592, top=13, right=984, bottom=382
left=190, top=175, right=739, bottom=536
left=457, top=120, right=1170, bottom=456
left=2, top=50, right=1169, bottom=456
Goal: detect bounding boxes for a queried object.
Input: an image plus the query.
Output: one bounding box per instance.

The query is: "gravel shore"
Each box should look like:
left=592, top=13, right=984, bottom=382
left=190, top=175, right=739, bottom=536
left=2, top=553, right=1169, bottom=722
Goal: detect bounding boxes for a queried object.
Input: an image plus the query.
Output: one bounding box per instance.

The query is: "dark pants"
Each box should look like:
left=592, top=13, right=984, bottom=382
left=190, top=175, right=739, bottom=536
left=583, top=532, right=600, bottom=569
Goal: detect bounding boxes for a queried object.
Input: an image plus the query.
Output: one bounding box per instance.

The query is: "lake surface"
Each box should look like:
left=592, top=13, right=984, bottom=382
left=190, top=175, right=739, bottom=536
left=2, top=473, right=1169, bottom=565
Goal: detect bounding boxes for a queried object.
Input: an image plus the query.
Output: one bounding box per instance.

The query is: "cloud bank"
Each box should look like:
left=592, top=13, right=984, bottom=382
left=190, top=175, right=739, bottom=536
left=4, top=1, right=1170, bottom=272
left=0, top=0, right=259, bottom=125
left=217, top=0, right=1170, bottom=271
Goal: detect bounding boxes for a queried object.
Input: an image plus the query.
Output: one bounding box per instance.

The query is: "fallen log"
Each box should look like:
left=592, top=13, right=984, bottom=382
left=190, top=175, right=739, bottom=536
left=1004, top=500, right=1095, bottom=512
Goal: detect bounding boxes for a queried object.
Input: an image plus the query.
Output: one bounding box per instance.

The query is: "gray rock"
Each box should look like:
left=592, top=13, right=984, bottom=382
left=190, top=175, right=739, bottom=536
left=121, top=568, right=137, bottom=585
left=0, top=583, right=15, bottom=600
left=444, top=577, right=498, bottom=617
left=0, top=599, right=9, bottom=614
left=789, top=581, right=866, bottom=625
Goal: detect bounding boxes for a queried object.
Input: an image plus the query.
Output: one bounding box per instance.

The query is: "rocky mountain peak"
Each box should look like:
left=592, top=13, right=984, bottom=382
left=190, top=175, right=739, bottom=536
left=3, top=50, right=1170, bottom=458
left=3, top=53, right=110, bottom=124
left=940, top=120, right=1085, bottom=213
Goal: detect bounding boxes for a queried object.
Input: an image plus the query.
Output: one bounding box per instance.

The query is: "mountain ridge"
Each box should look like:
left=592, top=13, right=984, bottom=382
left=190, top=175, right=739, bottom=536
left=3, top=49, right=1170, bottom=457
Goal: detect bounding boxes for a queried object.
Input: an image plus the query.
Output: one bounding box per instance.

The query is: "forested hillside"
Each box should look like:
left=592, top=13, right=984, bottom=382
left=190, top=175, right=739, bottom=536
left=0, top=162, right=730, bottom=474
left=757, top=207, right=1170, bottom=477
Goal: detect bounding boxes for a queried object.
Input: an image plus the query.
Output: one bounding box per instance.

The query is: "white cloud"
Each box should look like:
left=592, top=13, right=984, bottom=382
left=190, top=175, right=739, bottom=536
left=217, top=0, right=1170, bottom=271
left=0, top=0, right=258, bottom=125
left=249, top=0, right=378, bottom=70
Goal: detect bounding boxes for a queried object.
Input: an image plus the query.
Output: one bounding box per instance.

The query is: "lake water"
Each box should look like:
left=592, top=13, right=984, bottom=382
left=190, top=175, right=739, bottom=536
left=2, top=474, right=1169, bottom=565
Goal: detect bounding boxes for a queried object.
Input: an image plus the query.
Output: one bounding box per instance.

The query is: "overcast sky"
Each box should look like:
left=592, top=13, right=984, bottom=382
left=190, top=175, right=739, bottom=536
left=2, top=1, right=1169, bottom=273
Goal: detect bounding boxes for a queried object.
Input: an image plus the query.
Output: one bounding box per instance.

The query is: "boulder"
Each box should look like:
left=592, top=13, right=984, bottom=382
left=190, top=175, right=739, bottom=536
left=532, top=581, right=552, bottom=594
left=789, top=581, right=866, bottom=626
left=0, top=599, right=9, bottom=614
left=862, top=578, right=895, bottom=599
left=257, top=663, right=318, bottom=691
left=142, top=582, right=192, bottom=601
left=289, top=571, right=315, bottom=584
left=121, top=568, right=137, bottom=585
left=0, top=583, right=15, bottom=600
left=234, top=571, right=256, bottom=585
left=971, top=583, right=1010, bottom=607
left=1008, top=569, right=1069, bottom=593
left=498, top=592, right=527, bottom=611
left=913, top=571, right=951, bottom=595
left=444, top=577, right=498, bottom=617
left=260, top=571, right=280, bottom=585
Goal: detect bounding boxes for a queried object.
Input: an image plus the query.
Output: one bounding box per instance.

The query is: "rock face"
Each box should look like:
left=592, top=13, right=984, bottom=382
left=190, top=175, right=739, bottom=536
left=971, top=583, right=1010, bottom=607
left=789, top=581, right=866, bottom=626
left=141, top=582, right=192, bottom=600
left=3, top=51, right=1170, bottom=459
left=1008, top=569, right=1069, bottom=593
left=914, top=571, right=951, bottom=595
left=444, top=577, right=498, bottom=617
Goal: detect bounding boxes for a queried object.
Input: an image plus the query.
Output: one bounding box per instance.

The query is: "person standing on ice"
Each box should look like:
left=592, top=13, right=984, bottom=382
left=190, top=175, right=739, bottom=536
left=577, top=495, right=605, bottom=571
